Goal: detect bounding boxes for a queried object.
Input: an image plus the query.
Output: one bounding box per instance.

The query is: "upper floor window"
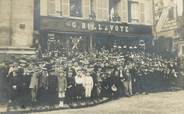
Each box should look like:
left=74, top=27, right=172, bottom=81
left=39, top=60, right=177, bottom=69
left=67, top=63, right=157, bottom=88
left=168, top=7, right=175, bottom=20
left=128, top=1, right=139, bottom=23
left=89, top=0, right=96, bottom=20
left=109, top=0, right=121, bottom=22
left=70, top=0, right=82, bottom=17
left=47, top=0, right=62, bottom=16
left=48, top=0, right=56, bottom=16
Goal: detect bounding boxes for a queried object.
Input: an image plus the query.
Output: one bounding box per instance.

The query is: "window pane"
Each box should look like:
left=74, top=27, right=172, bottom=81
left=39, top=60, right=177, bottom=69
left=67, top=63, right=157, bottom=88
left=128, top=1, right=139, bottom=23
left=70, top=0, right=82, bottom=17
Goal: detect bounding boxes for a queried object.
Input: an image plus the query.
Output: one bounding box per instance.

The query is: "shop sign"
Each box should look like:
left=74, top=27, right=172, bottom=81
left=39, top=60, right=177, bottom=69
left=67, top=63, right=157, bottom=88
left=40, top=16, right=152, bottom=35
left=68, top=21, right=129, bottom=33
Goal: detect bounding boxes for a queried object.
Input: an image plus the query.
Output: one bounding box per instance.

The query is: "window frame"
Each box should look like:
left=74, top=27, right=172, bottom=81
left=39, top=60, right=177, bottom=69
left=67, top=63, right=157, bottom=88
left=70, top=0, right=83, bottom=17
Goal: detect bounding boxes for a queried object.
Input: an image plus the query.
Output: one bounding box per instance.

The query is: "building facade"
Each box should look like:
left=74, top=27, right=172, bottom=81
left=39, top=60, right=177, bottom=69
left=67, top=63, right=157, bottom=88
left=154, top=0, right=178, bottom=38
left=0, top=0, right=34, bottom=47
left=39, top=0, right=154, bottom=52
left=154, top=0, right=184, bottom=57
left=0, top=0, right=154, bottom=54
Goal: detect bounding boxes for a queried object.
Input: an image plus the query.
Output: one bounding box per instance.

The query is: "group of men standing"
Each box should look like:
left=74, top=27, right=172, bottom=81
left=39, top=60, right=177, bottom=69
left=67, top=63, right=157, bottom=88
left=0, top=47, right=179, bottom=108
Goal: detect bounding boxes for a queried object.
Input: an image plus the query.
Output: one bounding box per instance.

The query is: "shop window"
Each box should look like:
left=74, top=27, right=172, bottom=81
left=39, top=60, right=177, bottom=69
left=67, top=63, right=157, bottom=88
left=70, top=0, right=82, bottom=17
left=109, top=0, right=121, bottom=22
left=128, top=1, right=139, bottom=23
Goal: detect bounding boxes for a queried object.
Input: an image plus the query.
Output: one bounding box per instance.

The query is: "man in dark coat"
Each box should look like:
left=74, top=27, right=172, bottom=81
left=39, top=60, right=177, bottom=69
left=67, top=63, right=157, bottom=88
left=56, top=69, right=67, bottom=107
left=110, top=68, right=121, bottom=98
left=122, top=67, right=132, bottom=96
left=7, top=63, right=20, bottom=103
left=65, top=66, right=76, bottom=103
left=136, top=67, right=148, bottom=94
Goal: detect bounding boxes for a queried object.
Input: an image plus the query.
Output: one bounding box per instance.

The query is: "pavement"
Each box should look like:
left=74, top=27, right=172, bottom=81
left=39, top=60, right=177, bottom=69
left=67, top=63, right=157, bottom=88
left=0, top=105, right=7, bottom=113
left=5, top=97, right=110, bottom=113
left=22, top=90, right=184, bottom=114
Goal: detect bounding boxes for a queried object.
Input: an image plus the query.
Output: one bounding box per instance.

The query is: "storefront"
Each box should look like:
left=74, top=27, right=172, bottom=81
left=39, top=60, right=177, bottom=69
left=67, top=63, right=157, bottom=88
left=39, top=16, right=153, bottom=53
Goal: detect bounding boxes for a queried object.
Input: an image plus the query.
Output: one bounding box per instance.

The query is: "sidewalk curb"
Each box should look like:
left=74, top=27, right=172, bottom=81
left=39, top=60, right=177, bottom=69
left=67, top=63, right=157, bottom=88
left=5, top=98, right=112, bottom=113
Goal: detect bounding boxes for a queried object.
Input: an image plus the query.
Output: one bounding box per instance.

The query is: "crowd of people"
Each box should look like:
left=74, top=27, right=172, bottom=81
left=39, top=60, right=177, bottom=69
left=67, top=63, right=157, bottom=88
left=0, top=44, right=180, bottom=108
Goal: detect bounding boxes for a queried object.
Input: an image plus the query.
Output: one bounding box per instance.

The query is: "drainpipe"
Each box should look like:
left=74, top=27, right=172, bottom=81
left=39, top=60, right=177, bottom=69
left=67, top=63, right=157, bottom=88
left=183, top=0, right=184, bottom=16
left=152, top=0, right=157, bottom=40
left=9, top=0, right=13, bottom=46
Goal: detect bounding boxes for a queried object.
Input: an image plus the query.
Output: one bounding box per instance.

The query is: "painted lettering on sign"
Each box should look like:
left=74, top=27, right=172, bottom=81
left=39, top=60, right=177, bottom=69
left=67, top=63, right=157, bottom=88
left=68, top=21, right=129, bottom=33
left=72, top=22, right=77, bottom=28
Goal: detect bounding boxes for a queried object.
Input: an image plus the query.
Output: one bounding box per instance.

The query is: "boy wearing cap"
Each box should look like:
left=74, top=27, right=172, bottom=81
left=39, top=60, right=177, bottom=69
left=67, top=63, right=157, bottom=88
left=57, top=69, right=67, bottom=107
left=83, top=70, right=94, bottom=102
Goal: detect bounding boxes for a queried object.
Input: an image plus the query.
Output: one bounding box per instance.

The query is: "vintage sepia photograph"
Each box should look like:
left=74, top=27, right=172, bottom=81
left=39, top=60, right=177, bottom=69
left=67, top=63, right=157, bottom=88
left=0, top=0, right=184, bottom=114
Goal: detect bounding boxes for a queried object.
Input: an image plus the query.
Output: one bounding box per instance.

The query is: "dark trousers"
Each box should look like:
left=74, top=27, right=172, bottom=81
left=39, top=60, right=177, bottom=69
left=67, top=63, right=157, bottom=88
left=136, top=76, right=148, bottom=93
left=75, top=84, right=84, bottom=99
left=9, top=85, right=18, bottom=101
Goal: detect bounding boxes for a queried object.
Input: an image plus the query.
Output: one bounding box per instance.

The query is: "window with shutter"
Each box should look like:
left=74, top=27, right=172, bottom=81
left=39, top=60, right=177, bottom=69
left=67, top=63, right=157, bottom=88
left=62, top=0, right=69, bottom=16
left=48, top=0, right=56, bottom=16
left=83, top=0, right=90, bottom=18
left=55, top=0, right=62, bottom=16
left=144, top=0, right=153, bottom=25
left=89, top=0, right=96, bottom=20
left=129, top=1, right=139, bottom=23
left=102, top=0, right=109, bottom=21
left=118, top=0, right=128, bottom=22
left=140, top=3, right=144, bottom=23
left=95, top=0, right=108, bottom=21
left=94, top=0, right=101, bottom=20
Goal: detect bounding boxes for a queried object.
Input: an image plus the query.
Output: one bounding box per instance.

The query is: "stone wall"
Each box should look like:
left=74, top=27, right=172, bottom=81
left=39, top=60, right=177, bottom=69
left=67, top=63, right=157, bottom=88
left=0, top=0, right=34, bottom=48
left=11, top=0, right=34, bottom=47
left=0, top=0, right=11, bottom=46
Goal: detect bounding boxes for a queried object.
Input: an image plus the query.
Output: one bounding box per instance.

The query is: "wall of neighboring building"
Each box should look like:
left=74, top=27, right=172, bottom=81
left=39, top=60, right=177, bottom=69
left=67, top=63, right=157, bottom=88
left=154, top=0, right=178, bottom=37
left=0, top=0, right=34, bottom=48
left=142, top=0, right=153, bottom=25
left=0, top=0, right=11, bottom=46
left=11, top=0, right=34, bottom=47
left=177, top=41, right=184, bottom=57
